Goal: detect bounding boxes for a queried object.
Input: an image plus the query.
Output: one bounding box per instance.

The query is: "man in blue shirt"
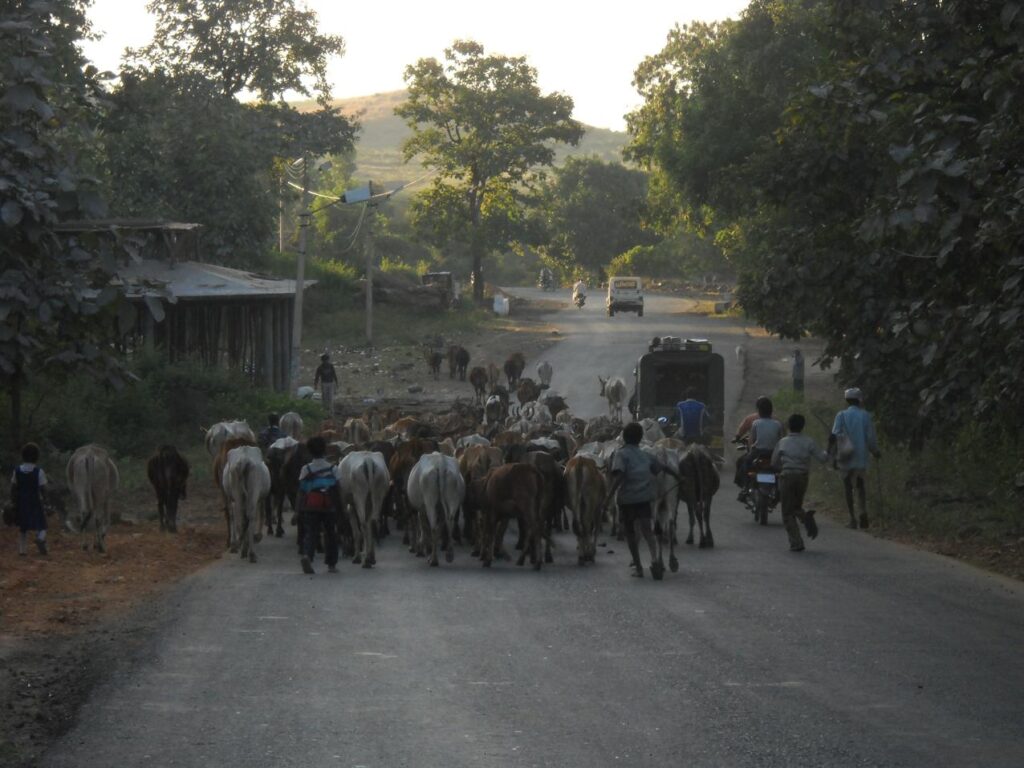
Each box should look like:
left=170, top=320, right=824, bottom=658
left=829, top=387, right=880, bottom=529
left=675, top=389, right=708, bottom=445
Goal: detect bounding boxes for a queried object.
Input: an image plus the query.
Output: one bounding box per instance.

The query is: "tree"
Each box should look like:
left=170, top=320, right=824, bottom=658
left=397, top=40, right=584, bottom=301
left=539, top=157, right=657, bottom=277
left=625, top=0, right=1024, bottom=439
left=134, top=0, right=344, bottom=102
left=0, top=1, right=125, bottom=447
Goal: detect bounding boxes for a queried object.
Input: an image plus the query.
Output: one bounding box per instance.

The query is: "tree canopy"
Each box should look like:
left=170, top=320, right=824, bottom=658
left=134, top=0, right=344, bottom=102
left=627, top=0, right=1024, bottom=440
left=397, top=40, right=584, bottom=299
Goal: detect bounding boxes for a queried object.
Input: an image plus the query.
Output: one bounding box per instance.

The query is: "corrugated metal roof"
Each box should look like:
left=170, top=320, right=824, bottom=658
left=115, top=260, right=314, bottom=299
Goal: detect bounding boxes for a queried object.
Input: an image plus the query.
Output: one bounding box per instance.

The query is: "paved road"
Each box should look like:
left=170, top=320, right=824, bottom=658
left=44, top=290, right=1024, bottom=767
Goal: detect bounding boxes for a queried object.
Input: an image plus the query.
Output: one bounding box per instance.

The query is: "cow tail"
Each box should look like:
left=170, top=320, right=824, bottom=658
left=362, top=460, right=373, bottom=523
left=80, top=453, right=96, bottom=530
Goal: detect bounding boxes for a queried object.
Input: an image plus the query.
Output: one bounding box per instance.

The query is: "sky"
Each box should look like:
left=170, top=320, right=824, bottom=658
left=80, top=1, right=751, bottom=132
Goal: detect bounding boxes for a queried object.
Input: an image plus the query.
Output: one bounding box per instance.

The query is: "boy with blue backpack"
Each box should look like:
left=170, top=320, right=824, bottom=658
left=297, top=436, right=340, bottom=575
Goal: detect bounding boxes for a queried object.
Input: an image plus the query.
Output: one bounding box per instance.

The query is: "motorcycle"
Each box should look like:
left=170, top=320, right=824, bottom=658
left=573, top=292, right=585, bottom=308
left=735, top=440, right=779, bottom=525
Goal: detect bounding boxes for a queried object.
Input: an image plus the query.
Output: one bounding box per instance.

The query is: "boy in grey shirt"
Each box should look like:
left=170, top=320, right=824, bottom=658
left=771, top=414, right=828, bottom=551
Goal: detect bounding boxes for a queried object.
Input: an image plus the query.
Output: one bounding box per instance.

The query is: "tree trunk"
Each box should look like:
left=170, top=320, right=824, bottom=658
left=470, top=194, right=484, bottom=303
left=10, top=368, right=22, bottom=452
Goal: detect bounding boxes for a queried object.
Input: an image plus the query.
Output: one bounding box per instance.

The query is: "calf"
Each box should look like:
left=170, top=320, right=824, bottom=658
left=407, top=453, right=465, bottom=566
left=146, top=445, right=190, bottom=533
left=522, top=450, right=561, bottom=560
left=598, top=376, right=629, bottom=423
left=265, top=436, right=300, bottom=537
left=480, top=463, right=545, bottom=570
left=486, top=362, right=501, bottom=390
left=222, top=445, right=271, bottom=562
left=517, top=377, right=542, bottom=407
left=337, top=451, right=390, bottom=568
left=204, top=420, right=256, bottom=457
left=680, top=444, right=720, bottom=549
left=457, top=444, right=503, bottom=547
left=66, top=444, right=119, bottom=553
left=646, top=444, right=683, bottom=573
left=564, top=455, right=606, bottom=565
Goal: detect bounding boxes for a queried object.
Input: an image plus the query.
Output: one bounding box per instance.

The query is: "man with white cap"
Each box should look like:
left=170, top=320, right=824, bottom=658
left=829, top=387, right=880, bottom=529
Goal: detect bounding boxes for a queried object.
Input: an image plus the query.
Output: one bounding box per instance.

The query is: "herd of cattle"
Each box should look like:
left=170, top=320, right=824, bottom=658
left=59, top=355, right=721, bottom=576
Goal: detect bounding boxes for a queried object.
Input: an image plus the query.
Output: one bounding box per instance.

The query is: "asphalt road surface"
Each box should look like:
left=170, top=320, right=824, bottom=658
left=44, top=289, right=1024, bottom=767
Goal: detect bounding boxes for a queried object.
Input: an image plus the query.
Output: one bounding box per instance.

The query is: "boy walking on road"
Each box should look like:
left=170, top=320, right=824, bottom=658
left=772, top=414, right=828, bottom=552
left=297, top=436, right=340, bottom=575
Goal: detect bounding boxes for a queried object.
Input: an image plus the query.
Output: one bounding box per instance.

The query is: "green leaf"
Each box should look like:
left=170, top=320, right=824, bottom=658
left=1, top=201, right=23, bottom=226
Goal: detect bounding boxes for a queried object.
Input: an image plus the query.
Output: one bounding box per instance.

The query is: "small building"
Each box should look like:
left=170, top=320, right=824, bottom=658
left=59, top=220, right=310, bottom=392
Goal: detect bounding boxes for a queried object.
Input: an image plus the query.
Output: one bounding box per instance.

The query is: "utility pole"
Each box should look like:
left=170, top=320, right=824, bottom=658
left=365, top=204, right=375, bottom=346
left=289, top=157, right=309, bottom=394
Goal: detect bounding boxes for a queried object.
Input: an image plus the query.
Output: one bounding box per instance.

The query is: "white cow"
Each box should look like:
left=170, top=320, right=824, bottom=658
left=66, top=444, right=119, bottom=553
left=639, top=418, right=665, bottom=445
left=407, top=452, right=465, bottom=567
left=279, top=411, right=304, bottom=440
left=455, top=434, right=491, bottom=456
left=520, top=400, right=552, bottom=426
left=536, top=360, right=554, bottom=389
left=205, top=420, right=256, bottom=457
left=222, top=445, right=271, bottom=562
left=644, top=443, right=683, bottom=575
left=597, top=376, right=628, bottom=423
left=337, top=451, right=390, bottom=568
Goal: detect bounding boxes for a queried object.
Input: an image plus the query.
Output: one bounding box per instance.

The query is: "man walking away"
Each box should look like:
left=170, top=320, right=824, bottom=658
left=258, top=413, right=283, bottom=453
left=829, top=387, right=880, bottom=529
left=314, top=353, right=338, bottom=418
left=772, top=414, right=829, bottom=551
left=296, top=436, right=340, bottom=575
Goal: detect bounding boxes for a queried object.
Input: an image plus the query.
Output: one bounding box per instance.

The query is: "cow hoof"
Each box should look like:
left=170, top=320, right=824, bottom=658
left=275, top=528, right=284, bottom=538
left=544, top=552, right=553, bottom=564
left=578, top=556, right=585, bottom=566
left=254, top=533, right=263, bottom=544
left=429, top=559, right=439, bottom=567
left=249, top=552, right=257, bottom=563
left=471, top=549, right=480, bottom=558
left=533, top=561, right=542, bottom=571
left=482, top=560, right=491, bottom=568
left=362, top=560, right=372, bottom=569
left=229, top=545, right=239, bottom=554
left=368, top=554, right=376, bottom=566
left=699, top=539, right=709, bottom=549
left=352, top=555, right=362, bottom=564
left=669, top=556, right=679, bottom=573
left=685, top=535, right=694, bottom=545
left=445, top=551, right=454, bottom=564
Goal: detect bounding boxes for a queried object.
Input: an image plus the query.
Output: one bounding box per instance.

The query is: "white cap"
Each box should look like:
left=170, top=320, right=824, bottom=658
left=844, top=387, right=863, bottom=400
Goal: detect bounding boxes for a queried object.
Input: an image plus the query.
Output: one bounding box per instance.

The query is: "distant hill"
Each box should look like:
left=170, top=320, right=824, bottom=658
left=293, top=90, right=629, bottom=187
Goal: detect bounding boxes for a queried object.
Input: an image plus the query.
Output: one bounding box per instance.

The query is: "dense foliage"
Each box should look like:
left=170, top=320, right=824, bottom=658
left=0, top=1, right=129, bottom=446
left=627, top=0, right=1024, bottom=440
left=397, top=40, right=584, bottom=300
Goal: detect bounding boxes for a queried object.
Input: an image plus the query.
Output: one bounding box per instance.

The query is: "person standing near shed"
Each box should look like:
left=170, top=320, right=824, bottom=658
left=314, top=353, right=338, bottom=418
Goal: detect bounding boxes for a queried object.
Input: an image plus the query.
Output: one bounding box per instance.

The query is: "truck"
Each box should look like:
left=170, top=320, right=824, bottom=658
left=631, top=336, right=726, bottom=457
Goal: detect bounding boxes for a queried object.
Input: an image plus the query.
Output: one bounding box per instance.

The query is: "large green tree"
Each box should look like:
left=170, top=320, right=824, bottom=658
left=627, top=0, right=1024, bottom=439
left=539, top=156, right=657, bottom=277
left=397, top=40, right=583, bottom=300
left=133, top=0, right=344, bottom=102
left=0, top=1, right=126, bottom=446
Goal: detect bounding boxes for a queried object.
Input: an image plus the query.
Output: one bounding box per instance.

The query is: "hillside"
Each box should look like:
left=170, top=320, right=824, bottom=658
left=294, top=90, right=629, bottom=186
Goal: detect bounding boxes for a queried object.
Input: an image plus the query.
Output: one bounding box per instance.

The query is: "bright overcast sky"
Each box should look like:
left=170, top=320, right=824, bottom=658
left=81, top=1, right=751, bottom=131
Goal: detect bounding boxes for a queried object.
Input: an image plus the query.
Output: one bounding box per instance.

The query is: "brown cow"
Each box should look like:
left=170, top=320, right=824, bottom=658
left=564, top=455, right=606, bottom=565
left=522, top=450, right=561, bottom=561
left=679, top=444, right=720, bottom=549
left=479, top=463, right=545, bottom=570
left=388, top=437, right=440, bottom=550
left=213, top=435, right=257, bottom=547
left=458, top=444, right=503, bottom=547
left=448, top=345, right=470, bottom=381
left=486, top=362, right=501, bottom=390
left=425, top=348, right=444, bottom=380
left=468, top=366, right=489, bottom=403
left=516, top=377, right=542, bottom=407
left=503, top=352, right=526, bottom=389
left=146, top=445, right=190, bottom=533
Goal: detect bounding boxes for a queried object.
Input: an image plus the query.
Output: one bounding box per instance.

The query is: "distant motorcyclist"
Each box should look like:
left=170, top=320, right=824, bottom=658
left=538, top=268, right=554, bottom=290
left=572, top=279, right=587, bottom=307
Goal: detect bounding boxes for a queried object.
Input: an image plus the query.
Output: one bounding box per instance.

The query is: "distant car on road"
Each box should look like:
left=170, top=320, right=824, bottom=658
left=606, top=276, right=644, bottom=317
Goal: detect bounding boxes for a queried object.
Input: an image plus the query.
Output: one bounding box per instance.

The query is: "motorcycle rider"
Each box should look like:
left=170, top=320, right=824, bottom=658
left=539, top=267, right=553, bottom=290
left=572, top=278, right=587, bottom=305
left=737, top=396, right=784, bottom=502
